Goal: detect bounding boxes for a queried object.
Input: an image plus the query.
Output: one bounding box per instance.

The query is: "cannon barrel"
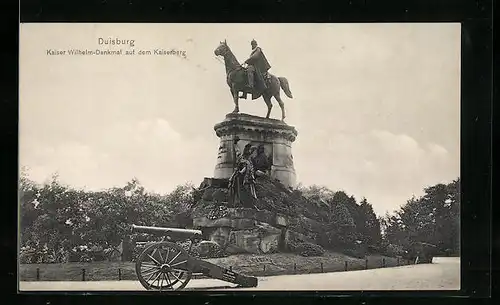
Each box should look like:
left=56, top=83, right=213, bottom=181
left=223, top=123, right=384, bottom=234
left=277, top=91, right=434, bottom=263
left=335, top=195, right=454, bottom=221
left=131, top=224, right=203, bottom=241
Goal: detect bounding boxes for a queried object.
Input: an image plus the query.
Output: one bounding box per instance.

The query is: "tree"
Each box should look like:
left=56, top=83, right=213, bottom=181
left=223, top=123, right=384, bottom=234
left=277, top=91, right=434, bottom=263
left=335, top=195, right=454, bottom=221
left=445, top=178, right=460, bottom=255
left=25, top=174, right=87, bottom=262
left=298, top=184, right=335, bottom=207
left=380, top=178, right=460, bottom=257
left=324, top=192, right=357, bottom=249
left=19, top=168, right=41, bottom=243
left=358, top=198, right=382, bottom=247
left=164, top=183, right=197, bottom=228
left=420, top=183, right=448, bottom=249
left=296, top=187, right=384, bottom=253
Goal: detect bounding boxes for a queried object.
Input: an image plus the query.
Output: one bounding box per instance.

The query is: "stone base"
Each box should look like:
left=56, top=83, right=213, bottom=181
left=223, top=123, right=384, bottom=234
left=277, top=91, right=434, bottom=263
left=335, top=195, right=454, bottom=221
left=192, top=207, right=325, bottom=255
left=213, top=113, right=298, bottom=189
left=191, top=174, right=331, bottom=256
left=193, top=209, right=283, bottom=254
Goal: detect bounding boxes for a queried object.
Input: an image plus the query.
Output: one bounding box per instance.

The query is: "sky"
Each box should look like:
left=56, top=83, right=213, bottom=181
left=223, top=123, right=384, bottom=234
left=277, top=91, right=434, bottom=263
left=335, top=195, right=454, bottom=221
left=19, top=23, right=461, bottom=216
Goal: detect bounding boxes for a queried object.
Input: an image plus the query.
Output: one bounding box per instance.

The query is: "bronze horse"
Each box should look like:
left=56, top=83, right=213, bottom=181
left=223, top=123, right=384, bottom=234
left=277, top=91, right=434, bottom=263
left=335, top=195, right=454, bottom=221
left=214, top=40, right=293, bottom=121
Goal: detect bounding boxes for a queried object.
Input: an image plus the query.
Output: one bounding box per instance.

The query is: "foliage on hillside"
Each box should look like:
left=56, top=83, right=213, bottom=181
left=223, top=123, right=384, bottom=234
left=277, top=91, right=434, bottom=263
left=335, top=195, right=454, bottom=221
left=18, top=167, right=460, bottom=263
left=192, top=175, right=383, bottom=255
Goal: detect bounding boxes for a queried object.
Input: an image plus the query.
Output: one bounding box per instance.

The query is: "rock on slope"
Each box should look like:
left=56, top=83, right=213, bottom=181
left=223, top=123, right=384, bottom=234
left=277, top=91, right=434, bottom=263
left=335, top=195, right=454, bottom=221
left=191, top=175, right=333, bottom=256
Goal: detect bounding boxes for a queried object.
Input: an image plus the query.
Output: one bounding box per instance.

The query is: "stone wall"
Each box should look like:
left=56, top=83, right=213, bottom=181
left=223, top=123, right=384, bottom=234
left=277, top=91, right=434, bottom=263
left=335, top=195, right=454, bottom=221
left=193, top=207, right=282, bottom=254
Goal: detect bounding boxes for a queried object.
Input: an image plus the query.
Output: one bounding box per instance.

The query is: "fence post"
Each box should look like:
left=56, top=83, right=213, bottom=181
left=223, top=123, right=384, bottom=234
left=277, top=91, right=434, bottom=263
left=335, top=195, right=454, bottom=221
left=320, top=262, right=324, bottom=273
left=294, top=263, right=297, bottom=273
left=344, top=261, right=348, bottom=271
left=82, top=268, right=86, bottom=281
left=118, top=268, right=122, bottom=281
left=382, top=258, right=386, bottom=268
left=397, top=257, right=400, bottom=266
left=36, top=268, right=40, bottom=281
left=365, top=258, right=368, bottom=270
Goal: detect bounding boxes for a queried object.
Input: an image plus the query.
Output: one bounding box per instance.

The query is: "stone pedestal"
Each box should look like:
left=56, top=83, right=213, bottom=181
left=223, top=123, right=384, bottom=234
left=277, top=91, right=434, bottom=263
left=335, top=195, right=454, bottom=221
left=192, top=206, right=325, bottom=255
left=213, top=113, right=298, bottom=189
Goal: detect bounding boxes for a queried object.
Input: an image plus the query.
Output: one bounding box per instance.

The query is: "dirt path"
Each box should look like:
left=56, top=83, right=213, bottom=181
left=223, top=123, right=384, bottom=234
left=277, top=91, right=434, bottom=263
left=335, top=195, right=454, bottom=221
left=19, top=258, right=459, bottom=291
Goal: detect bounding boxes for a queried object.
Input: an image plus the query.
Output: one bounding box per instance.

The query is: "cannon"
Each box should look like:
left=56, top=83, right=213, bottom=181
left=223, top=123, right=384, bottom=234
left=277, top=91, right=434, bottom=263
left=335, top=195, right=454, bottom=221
left=131, top=224, right=258, bottom=291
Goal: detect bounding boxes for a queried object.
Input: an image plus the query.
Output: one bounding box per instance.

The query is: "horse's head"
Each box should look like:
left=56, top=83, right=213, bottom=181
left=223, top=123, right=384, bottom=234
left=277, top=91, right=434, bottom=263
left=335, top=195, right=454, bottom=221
left=214, top=39, right=229, bottom=57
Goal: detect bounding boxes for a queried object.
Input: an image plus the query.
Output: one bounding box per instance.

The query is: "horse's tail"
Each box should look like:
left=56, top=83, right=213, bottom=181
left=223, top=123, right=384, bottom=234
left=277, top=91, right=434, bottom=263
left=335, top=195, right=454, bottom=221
left=278, top=77, right=293, bottom=98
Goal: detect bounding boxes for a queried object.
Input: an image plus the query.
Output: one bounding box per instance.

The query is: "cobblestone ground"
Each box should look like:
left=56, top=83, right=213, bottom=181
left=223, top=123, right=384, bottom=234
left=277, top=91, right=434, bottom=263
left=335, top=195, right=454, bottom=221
left=19, top=257, right=460, bottom=291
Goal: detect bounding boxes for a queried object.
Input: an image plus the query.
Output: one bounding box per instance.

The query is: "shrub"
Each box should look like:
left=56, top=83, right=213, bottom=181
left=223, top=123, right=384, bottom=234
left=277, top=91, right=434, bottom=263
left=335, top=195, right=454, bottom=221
left=20, top=244, right=70, bottom=264
left=367, top=245, right=381, bottom=254
left=212, top=189, right=228, bottom=203
left=19, top=246, right=39, bottom=264
left=382, top=243, right=408, bottom=258
left=206, top=205, right=229, bottom=220
left=192, top=241, right=227, bottom=258
left=202, top=188, right=216, bottom=201
left=289, top=241, right=325, bottom=257
left=343, top=247, right=366, bottom=259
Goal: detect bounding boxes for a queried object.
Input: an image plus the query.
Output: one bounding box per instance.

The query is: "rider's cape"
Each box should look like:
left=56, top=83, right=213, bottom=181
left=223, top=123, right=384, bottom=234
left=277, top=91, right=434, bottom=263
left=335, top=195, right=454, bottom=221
left=244, top=47, right=271, bottom=100
left=247, top=47, right=271, bottom=73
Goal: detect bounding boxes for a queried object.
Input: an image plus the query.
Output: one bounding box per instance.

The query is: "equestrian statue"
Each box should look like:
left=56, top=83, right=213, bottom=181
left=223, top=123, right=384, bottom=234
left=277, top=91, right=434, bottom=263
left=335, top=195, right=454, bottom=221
left=214, top=39, right=293, bottom=121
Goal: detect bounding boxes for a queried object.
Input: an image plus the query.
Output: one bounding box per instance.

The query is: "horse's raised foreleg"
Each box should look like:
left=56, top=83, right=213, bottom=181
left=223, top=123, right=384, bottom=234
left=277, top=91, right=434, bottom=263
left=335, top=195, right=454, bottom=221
left=231, top=87, right=239, bottom=113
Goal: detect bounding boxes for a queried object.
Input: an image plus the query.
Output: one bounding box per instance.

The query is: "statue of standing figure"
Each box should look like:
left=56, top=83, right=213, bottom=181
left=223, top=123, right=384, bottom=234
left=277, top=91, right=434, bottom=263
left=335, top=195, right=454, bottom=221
left=228, top=137, right=259, bottom=209
left=251, top=144, right=272, bottom=176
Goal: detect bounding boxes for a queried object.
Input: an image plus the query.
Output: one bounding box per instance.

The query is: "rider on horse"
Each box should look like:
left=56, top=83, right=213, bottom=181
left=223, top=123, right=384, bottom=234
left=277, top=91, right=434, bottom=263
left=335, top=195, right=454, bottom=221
left=214, top=39, right=292, bottom=120
left=244, top=39, right=271, bottom=93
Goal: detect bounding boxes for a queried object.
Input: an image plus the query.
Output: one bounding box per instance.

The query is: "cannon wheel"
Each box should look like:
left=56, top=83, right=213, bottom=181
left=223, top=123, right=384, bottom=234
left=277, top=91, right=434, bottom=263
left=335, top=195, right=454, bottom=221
left=135, top=241, right=193, bottom=291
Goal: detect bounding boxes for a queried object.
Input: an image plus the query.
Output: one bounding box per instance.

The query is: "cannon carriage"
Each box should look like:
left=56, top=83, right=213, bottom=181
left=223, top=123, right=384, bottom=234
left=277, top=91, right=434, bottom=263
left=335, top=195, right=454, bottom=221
left=131, top=224, right=258, bottom=291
